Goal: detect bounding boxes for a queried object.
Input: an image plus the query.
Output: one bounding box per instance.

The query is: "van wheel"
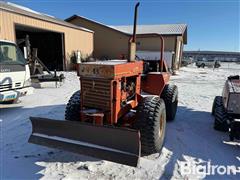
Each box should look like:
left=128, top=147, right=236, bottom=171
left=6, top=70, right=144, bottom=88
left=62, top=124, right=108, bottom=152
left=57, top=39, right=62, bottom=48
left=134, top=96, right=166, bottom=155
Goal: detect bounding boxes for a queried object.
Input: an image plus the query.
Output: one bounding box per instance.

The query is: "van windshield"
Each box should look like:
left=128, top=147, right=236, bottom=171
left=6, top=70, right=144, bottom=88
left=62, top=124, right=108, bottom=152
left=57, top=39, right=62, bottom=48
left=0, top=41, right=26, bottom=65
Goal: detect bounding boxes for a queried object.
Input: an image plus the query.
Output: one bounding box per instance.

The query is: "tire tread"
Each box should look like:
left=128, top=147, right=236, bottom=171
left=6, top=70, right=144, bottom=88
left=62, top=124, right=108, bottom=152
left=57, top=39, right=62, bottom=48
left=134, top=96, right=166, bottom=154
left=65, top=90, right=81, bottom=121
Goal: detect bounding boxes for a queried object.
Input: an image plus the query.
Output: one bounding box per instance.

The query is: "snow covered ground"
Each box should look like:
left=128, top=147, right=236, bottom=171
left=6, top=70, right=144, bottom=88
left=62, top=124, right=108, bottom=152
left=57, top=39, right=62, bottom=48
left=0, top=62, right=240, bottom=179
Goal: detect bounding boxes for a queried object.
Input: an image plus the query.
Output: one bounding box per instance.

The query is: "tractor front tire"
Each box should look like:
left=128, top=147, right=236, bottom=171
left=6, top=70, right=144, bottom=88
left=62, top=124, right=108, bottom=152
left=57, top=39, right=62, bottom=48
left=214, top=96, right=229, bottom=132
left=65, top=90, right=81, bottom=121
left=161, top=84, right=178, bottom=121
left=134, top=96, right=166, bottom=155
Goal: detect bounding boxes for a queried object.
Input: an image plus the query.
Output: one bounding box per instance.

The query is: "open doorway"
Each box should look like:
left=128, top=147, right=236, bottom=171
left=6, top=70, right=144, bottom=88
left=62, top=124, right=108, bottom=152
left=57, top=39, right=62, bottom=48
left=15, top=24, right=65, bottom=71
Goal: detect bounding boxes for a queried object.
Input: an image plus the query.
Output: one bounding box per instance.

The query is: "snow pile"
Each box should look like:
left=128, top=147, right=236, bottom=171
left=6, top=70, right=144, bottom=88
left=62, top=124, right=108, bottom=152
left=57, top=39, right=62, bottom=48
left=0, top=63, right=239, bottom=179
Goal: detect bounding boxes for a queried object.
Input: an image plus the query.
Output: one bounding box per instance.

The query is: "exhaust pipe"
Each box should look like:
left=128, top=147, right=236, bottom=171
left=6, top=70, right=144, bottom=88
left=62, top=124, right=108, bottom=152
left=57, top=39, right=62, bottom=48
left=129, top=2, right=140, bottom=62
left=132, top=2, right=140, bottom=43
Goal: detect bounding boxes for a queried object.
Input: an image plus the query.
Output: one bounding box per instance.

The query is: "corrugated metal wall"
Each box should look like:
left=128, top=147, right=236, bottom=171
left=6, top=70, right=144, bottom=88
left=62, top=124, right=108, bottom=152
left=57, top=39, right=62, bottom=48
left=69, top=18, right=129, bottom=59
left=137, top=36, right=176, bottom=52
left=0, top=10, right=94, bottom=70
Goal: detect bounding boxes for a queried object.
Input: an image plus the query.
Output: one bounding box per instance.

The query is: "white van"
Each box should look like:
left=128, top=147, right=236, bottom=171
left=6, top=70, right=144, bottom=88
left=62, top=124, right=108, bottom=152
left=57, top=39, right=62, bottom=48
left=196, top=58, right=221, bottom=68
left=0, top=40, right=33, bottom=103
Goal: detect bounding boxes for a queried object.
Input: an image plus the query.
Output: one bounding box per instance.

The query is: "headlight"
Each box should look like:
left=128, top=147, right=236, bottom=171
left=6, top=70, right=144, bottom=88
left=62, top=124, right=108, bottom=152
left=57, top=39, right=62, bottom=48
left=24, top=78, right=32, bottom=87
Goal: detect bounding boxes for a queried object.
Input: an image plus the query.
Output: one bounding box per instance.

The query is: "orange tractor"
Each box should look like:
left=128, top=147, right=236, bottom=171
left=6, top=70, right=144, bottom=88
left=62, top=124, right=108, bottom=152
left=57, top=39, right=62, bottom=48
left=29, top=3, right=178, bottom=167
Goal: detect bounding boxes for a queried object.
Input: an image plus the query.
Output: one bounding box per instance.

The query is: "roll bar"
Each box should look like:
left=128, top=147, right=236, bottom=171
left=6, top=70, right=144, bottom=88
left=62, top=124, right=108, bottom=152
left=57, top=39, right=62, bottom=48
left=136, top=34, right=166, bottom=72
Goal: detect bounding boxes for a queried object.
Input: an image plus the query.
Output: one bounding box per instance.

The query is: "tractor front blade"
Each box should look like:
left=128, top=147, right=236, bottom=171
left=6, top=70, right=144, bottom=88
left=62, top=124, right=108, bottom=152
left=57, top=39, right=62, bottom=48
left=28, top=117, right=140, bottom=167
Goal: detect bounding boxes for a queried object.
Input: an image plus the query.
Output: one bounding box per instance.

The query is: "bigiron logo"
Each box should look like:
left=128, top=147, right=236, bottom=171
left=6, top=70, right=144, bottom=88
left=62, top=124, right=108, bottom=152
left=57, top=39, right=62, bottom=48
left=179, top=161, right=240, bottom=178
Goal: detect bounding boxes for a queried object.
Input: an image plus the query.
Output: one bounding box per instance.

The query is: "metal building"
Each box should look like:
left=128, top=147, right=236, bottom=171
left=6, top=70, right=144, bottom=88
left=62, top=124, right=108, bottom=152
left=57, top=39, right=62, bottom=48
left=0, top=2, right=94, bottom=70
left=66, top=15, right=187, bottom=70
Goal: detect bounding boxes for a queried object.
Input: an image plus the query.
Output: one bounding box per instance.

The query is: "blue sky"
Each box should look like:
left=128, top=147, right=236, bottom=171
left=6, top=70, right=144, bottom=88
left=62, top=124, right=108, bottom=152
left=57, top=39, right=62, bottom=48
left=7, top=0, right=240, bottom=52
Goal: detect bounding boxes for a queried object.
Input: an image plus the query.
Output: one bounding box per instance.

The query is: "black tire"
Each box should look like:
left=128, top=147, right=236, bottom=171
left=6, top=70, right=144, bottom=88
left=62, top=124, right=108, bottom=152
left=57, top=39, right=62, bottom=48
left=161, top=84, right=178, bottom=121
left=229, top=121, right=240, bottom=141
left=215, top=64, right=220, bottom=68
left=134, top=96, right=166, bottom=155
left=214, top=96, right=229, bottom=132
left=65, top=90, right=81, bottom=121
left=211, top=96, right=221, bottom=115
left=229, top=134, right=234, bottom=141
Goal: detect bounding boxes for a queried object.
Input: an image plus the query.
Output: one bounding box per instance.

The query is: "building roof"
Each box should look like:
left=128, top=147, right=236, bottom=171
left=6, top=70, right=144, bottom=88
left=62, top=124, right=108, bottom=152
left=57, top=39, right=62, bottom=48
left=66, top=15, right=187, bottom=43
left=112, top=24, right=187, bottom=36
left=0, top=1, right=93, bottom=33
left=65, top=15, right=130, bottom=35
left=113, top=24, right=187, bottom=44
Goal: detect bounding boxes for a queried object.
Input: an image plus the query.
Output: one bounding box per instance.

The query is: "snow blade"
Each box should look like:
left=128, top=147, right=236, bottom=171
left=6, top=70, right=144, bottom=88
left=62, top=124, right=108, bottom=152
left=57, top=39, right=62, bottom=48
left=29, top=117, right=140, bottom=167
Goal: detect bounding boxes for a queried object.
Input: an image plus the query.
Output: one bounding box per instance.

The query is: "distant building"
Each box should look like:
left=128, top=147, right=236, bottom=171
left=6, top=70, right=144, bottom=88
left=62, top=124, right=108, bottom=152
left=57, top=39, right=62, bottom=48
left=183, top=51, right=240, bottom=62
left=66, top=15, right=187, bottom=70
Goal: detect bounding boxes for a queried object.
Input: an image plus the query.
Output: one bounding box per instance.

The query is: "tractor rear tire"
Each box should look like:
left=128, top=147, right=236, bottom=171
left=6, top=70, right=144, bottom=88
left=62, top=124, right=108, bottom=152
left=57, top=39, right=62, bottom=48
left=161, top=84, right=178, bottom=121
left=214, top=96, right=229, bottom=132
left=65, top=90, right=81, bottom=121
left=134, top=96, right=166, bottom=155
left=211, top=96, right=221, bottom=115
